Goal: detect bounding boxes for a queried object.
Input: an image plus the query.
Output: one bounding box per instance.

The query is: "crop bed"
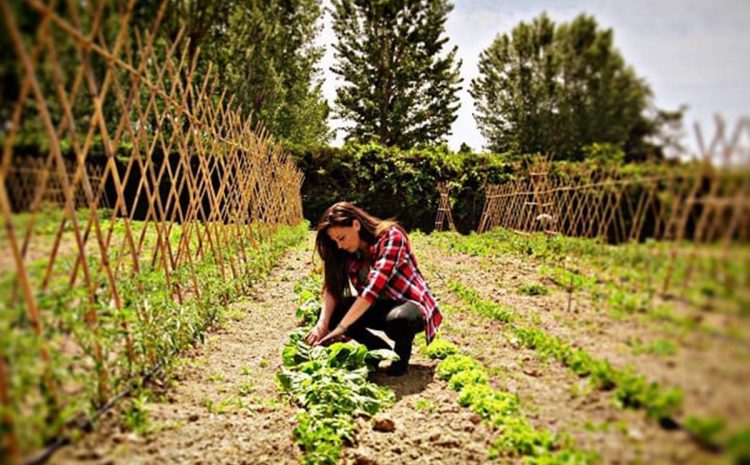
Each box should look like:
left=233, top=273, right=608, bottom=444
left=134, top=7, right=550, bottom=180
left=33, top=230, right=750, bottom=465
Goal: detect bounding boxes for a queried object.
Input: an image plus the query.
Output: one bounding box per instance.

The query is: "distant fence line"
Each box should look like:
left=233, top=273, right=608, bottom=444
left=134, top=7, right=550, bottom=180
left=6, top=157, right=108, bottom=211
left=477, top=118, right=750, bottom=244
left=473, top=117, right=749, bottom=311
left=0, top=0, right=302, bottom=462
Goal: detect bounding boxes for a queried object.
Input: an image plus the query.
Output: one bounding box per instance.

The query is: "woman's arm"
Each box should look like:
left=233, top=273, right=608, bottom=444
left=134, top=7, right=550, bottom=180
left=314, top=296, right=372, bottom=346
left=319, top=289, right=336, bottom=329
left=305, top=288, right=336, bottom=345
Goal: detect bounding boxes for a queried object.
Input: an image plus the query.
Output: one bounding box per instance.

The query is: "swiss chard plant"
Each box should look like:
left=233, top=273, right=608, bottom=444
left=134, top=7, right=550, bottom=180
left=279, top=277, right=398, bottom=465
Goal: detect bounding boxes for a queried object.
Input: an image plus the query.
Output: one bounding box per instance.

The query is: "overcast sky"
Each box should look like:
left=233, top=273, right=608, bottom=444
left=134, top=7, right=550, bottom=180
left=317, top=0, right=750, bottom=155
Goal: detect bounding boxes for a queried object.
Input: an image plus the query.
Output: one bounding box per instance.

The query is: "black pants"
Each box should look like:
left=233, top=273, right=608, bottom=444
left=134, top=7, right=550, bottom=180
left=329, top=297, right=424, bottom=369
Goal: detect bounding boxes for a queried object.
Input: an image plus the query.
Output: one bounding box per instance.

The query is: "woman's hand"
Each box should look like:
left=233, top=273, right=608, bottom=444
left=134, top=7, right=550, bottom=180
left=314, top=323, right=347, bottom=346
left=305, top=324, right=329, bottom=345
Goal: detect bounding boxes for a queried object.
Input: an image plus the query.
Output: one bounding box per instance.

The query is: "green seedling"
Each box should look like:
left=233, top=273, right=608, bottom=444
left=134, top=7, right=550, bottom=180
left=414, top=399, right=436, bottom=413
left=425, top=339, right=459, bottom=359
left=518, top=281, right=550, bottom=296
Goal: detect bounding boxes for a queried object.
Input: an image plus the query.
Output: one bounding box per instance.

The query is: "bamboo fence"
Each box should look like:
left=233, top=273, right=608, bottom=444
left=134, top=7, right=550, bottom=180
left=433, top=181, right=456, bottom=232
left=0, top=0, right=303, bottom=462
left=476, top=117, right=750, bottom=309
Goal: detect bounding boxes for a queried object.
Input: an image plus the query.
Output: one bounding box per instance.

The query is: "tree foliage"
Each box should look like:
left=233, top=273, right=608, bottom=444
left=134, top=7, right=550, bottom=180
left=470, top=13, right=678, bottom=161
left=139, top=0, right=331, bottom=147
left=330, top=0, right=462, bottom=148
left=291, top=142, right=510, bottom=232
left=1, top=0, right=330, bottom=151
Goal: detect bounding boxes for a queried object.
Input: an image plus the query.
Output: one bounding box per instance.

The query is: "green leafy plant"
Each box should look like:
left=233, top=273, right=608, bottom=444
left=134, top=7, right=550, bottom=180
left=727, top=427, right=750, bottom=465
left=123, top=393, right=151, bottom=435
left=424, top=338, right=459, bottom=360
left=436, top=348, right=595, bottom=463
left=2, top=215, right=309, bottom=455
left=684, top=416, right=726, bottom=449
left=414, top=399, right=436, bottom=413
left=518, top=281, right=550, bottom=296
left=448, top=279, right=684, bottom=427
left=279, top=277, right=397, bottom=464
left=436, top=355, right=483, bottom=381
left=448, top=369, right=489, bottom=391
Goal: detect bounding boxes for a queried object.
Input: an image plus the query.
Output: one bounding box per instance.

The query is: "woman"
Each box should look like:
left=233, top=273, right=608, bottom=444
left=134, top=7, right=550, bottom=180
left=307, top=201, right=443, bottom=376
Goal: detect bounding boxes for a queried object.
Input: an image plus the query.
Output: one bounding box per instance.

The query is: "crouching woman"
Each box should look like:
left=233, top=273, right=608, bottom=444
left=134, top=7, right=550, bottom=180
left=306, top=201, right=442, bottom=376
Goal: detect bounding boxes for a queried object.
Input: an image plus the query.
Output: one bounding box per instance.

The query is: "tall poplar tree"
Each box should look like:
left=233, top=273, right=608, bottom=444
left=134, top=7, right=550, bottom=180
left=331, top=0, right=462, bottom=148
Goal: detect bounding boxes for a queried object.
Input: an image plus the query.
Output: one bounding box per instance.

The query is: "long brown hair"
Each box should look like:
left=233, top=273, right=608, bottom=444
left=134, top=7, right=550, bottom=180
left=315, top=201, right=401, bottom=303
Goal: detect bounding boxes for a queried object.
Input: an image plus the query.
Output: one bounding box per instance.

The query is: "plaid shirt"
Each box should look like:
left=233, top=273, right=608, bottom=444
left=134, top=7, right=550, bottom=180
left=347, top=226, right=442, bottom=344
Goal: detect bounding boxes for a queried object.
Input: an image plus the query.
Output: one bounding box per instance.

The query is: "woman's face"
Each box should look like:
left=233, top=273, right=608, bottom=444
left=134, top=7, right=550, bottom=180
left=326, top=220, right=361, bottom=253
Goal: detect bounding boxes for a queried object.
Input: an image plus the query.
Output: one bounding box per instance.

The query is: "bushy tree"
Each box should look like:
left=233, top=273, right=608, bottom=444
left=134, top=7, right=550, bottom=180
left=331, top=0, right=462, bottom=148
left=221, top=0, right=330, bottom=146
left=0, top=0, right=330, bottom=151
left=291, top=142, right=509, bottom=231
left=470, top=13, right=674, bottom=161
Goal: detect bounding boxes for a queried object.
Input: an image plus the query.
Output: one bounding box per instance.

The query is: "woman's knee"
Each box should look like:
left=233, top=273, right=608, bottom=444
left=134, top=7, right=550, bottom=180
left=384, top=302, right=423, bottom=336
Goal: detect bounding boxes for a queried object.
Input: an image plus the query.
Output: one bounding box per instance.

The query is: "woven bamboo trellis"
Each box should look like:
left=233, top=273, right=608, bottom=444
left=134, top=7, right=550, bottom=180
left=6, top=157, right=107, bottom=211
left=477, top=117, right=750, bottom=307
left=0, top=0, right=304, bottom=461
left=434, top=181, right=456, bottom=232
left=478, top=118, right=750, bottom=242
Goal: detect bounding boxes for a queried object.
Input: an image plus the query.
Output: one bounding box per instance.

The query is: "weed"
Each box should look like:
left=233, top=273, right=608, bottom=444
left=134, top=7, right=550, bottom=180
left=626, top=338, right=677, bottom=357
left=208, top=372, right=225, bottom=383
left=518, top=281, right=550, bottom=296
left=414, top=399, right=436, bottom=413
left=684, top=416, right=726, bottom=449
left=238, top=382, right=255, bottom=396
left=204, top=396, right=236, bottom=415
left=123, top=394, right=150, bottom=435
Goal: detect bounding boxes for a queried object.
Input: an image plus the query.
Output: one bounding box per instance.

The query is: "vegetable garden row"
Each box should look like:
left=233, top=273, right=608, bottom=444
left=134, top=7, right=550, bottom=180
left=274, top=227, right=749, bottom=465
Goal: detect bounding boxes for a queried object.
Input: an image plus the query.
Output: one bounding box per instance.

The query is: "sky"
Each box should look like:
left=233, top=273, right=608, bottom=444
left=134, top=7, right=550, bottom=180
left=317, top=0, right=750, bottom=156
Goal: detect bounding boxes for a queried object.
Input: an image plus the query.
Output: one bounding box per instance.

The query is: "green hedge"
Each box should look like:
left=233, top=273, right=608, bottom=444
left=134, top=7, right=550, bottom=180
left=289, top=142, right=511, bottom=233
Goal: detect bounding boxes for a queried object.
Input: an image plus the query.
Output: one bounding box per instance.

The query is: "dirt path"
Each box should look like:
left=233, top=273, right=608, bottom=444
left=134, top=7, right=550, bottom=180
left=346, top=351, right=495, bottom=465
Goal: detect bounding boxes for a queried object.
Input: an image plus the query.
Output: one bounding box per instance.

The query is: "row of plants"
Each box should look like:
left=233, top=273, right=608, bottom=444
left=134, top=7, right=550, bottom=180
left=277, top=274, right=398, bottom=465
left=1, top=219, right=308, bottom=458
left=446, top=280, right=750, bottom=463
left=420, top=228, right=749, bottom=334
left=448, top=280, right=684, bottom=423
left=423, top=337, right=598, bottom=464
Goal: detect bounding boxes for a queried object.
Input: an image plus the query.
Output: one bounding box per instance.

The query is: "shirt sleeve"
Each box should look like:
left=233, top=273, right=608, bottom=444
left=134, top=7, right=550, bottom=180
left=360, top=227, right=408, bottom=303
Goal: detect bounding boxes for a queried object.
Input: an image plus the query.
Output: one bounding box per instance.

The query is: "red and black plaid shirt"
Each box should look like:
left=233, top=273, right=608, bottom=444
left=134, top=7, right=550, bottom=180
left=347, top=226, right=442, bottom=344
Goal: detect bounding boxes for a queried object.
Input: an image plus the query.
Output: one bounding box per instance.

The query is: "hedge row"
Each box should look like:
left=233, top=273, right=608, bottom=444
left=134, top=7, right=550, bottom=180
left=289, top=142, right=511, bottom=233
